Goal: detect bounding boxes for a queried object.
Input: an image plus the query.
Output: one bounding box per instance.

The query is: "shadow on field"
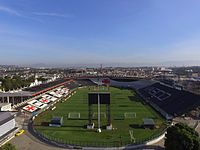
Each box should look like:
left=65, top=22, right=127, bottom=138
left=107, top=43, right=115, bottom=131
left=129, top=124, right=142, bottom=129
left=67, top=118, right=88, bottom=120
left=34, top=124, right=86, bottom=129
left=119, top=104, right=129, bottom=107
left=62, top=125, right=86, bottom=128
left=114, top=118, right=124, bottom=120
left=41, top=122, right=49, bottom=126
left=128, top=96, right=142, bottom=102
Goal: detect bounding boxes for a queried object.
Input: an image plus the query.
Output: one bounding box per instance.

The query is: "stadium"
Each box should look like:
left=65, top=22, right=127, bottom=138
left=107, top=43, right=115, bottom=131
left=10, top=77, right=200, bottom=148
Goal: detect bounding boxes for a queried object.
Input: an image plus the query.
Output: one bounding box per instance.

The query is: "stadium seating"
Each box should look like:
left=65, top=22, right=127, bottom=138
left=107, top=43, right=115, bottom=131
left=24, top=78, right=71, bottom=95
left=138, top=83, right=200, bottom=118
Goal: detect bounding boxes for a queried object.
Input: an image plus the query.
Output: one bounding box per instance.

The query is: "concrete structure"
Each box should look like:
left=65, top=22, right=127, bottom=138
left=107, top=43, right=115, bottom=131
left=0, top=91, right=32, bottom=105
left=0, top=78, right=72, bottom=107
left=0, top=112, right=15, bottom=137
left=0, top=103, right=12, bottom=111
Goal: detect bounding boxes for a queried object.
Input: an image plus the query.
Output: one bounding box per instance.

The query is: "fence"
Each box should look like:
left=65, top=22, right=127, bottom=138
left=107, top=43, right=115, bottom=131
left=30, top=87, right=168, bottom=148
left=32, top=127, right=167, bottom=148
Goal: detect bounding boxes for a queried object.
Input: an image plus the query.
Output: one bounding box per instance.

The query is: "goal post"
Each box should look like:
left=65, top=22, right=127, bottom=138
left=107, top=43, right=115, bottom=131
left=124, top=112, right=136, bottom=119
left=68, top=112, right=81, bottom=119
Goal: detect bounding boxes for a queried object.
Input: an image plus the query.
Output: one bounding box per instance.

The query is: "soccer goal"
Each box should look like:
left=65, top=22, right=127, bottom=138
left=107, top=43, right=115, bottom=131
left=92, top=112, right=106, bottom=119
left=124, top=112, right=136, bottom=119
left=68, top=112, right=81, bottom=119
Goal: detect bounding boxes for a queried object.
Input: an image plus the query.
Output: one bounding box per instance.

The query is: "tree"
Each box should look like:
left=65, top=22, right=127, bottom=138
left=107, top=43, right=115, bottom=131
left=2, top=78, right=12, bottom=91
left=37, top=77, right=47, bottom=82
left=27, top=76, right=35, bottom=83
left=165, top=123, right=200, bottom=150
left=0, top=75, right=35, bottom=91
left=0, top=143, right=17, bottom=150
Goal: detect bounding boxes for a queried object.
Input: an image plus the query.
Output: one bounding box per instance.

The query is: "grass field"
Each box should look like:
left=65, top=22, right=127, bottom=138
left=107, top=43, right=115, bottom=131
left=33, top=86, right=167, bottom=147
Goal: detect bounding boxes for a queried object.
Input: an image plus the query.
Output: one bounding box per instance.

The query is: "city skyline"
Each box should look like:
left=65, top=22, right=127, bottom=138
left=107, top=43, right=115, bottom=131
left=1, top=0, right=200, bottom=67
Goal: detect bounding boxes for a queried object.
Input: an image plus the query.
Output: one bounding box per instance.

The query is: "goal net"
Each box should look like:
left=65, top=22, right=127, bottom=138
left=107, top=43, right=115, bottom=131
left=68, top=112, right=81, bottom=119
left=124, top=112, right=136, bottom=119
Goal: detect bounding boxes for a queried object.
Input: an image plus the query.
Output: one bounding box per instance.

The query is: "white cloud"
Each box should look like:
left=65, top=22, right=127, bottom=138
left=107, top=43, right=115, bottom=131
left=0, top=5, right=43, bottom=22
left=0, top=5, right=21, bottom=16
left=32, top=12, right=73, bottom=18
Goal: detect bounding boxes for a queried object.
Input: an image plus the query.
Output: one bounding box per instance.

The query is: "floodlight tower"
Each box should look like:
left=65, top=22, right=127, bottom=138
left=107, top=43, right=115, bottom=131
left=97, top=93, right=101, bottom=133
left=96, top=66, right=101, bottom=133
left=87, top=92, right=111, bottom=131
left=97, top=74, right=101, bottom=133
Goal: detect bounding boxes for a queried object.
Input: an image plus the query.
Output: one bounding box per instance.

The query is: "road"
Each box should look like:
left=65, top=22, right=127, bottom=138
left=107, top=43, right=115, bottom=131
left=10, top=111, right=68, bottom=150
left=10, top=129, right=164, bottom=150
left=10, top=131, right=67, bottom=150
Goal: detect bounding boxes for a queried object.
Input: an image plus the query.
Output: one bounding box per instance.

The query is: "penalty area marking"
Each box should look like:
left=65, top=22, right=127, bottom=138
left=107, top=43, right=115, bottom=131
left=129, top=130, right=136, bottom=143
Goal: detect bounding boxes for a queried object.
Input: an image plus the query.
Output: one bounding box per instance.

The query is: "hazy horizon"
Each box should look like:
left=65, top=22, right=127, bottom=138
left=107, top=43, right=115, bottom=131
left=2, top=60, right=200, bottom=68
left=1, top=0, right=200, bottom=66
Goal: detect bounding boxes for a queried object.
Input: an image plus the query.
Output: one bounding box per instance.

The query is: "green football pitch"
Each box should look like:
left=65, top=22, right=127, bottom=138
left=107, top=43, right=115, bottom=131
left=33, top=86, right=167, bottom=147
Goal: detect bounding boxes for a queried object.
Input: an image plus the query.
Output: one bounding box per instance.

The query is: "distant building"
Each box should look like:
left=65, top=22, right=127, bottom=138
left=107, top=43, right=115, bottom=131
left=29, top=79, right=42, bottom=87
left=0, top=112, right=16, bottom=137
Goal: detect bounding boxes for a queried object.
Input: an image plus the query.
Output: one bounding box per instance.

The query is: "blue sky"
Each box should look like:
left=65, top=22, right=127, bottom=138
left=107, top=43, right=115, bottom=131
left=0, top=0, right=200, bottom=67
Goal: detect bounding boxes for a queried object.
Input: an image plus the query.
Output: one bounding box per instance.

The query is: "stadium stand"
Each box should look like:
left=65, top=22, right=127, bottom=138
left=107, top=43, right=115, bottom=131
left=0, top=78, right=73, bottom=107
left=75, top=79, right=96, bottom=87
left=138, top=82, right=200, bottom=119
left=24, top=78, right=72, bottom=96
left=110, top=77, right=139, bottom=82
left=110, top=79, right=157, bottom=90
left=90, top=78, right=156, bottom=89
left=158, top=79, right=175, bottom=87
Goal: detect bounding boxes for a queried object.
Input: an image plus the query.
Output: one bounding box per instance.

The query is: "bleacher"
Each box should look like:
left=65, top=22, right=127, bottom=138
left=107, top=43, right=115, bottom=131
left=76, top=79, right=96, bottom=87
left=24, top=78, right=71, bottom=96
left=61, top=79, right=95, bottom=90
left=110, top=79, right=157, bottom=90
left=138, top=83, right=200, bottom=118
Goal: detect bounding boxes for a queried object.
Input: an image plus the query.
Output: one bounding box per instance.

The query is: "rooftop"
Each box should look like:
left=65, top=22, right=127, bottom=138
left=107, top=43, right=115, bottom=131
left=0, top=112, right=14, bottom=126
left=143, top=118, right=155, bottom=125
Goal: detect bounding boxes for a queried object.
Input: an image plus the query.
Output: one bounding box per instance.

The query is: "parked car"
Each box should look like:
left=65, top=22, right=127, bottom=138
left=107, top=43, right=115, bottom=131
left=15, top=129, right=25, bottom=136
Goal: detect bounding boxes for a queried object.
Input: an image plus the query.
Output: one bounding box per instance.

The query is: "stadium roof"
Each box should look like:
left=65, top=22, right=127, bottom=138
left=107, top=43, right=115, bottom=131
left=0, top=91, right=33, bottom=97
left=0, top=112, right=14, bottom=126
left=108, top=79, right=157, bottom=90
left=24, top=78, right=70, bottom=92
left=24, top=78, right=73, bottom=96
left=143, top=118, right=155, bottom=126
